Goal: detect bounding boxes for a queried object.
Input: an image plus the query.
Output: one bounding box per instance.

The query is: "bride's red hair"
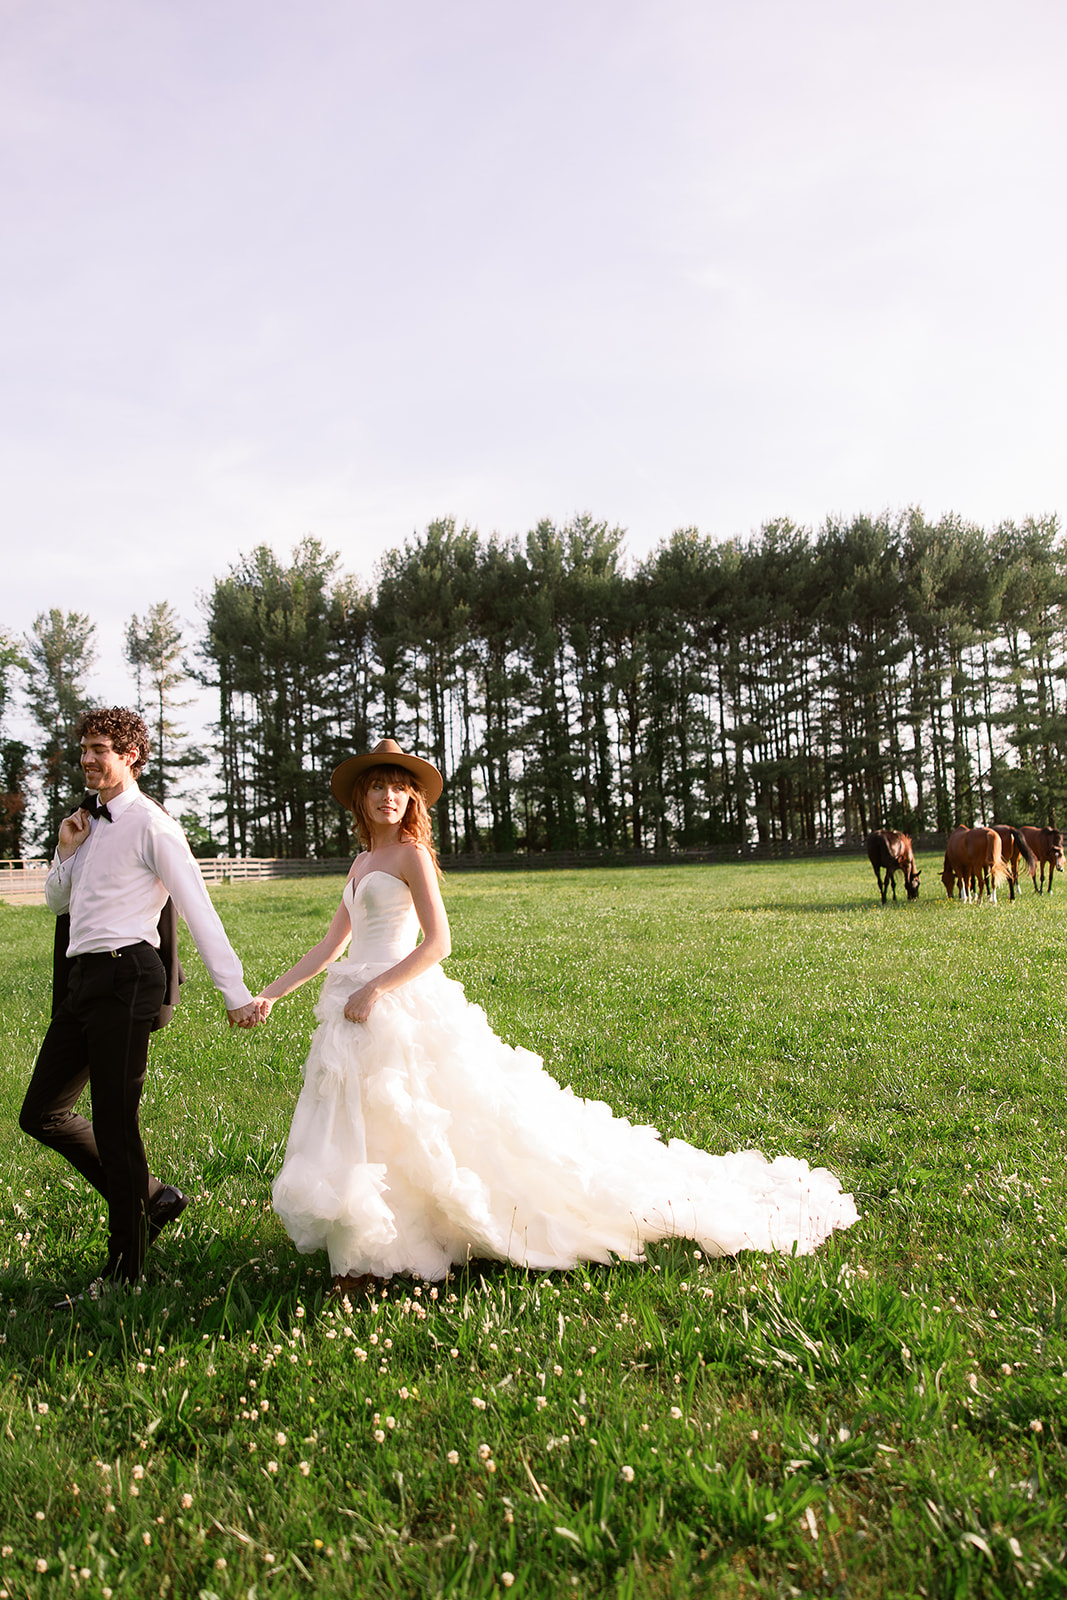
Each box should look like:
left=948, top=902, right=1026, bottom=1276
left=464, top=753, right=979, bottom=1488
left=350, top=764, right=441, bottom=872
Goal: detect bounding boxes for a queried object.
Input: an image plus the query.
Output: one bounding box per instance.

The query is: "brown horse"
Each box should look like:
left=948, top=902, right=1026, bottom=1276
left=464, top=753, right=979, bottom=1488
left=991, top=825, right=1039, bottom=902
left=940, top=826, right=1009, bottom=903
left=1019, top=825, right=1065, bottom=893
left=866, top=830, right=920, bottom=903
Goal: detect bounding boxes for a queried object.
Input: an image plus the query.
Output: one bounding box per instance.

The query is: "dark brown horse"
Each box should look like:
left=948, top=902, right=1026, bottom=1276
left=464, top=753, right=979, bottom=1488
left=940, top=826, right=1009, bottom=903
left=866, top=830, right=920, bottom=903
left=1020, top=825, right=1065, bottom=893
left=991, top=825, right=1039, bottom=903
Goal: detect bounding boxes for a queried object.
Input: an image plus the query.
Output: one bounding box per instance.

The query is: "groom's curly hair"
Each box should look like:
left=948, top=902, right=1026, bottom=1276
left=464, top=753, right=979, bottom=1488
left=75, top=707, right=150, bottom=777
left=350, top=764, right=441, bottom=872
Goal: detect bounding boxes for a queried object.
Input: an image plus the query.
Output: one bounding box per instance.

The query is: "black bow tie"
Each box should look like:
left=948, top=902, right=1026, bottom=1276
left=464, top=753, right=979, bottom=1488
left=77, top=793, right=113, bottom=822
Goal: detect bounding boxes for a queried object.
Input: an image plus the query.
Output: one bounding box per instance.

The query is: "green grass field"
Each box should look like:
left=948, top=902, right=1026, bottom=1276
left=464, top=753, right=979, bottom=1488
left=0, top=856, right=1064, bottom=1598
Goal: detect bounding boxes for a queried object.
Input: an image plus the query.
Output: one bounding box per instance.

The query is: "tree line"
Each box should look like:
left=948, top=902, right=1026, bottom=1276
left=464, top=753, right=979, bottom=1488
left=3, top=507, right=1065, bottom=860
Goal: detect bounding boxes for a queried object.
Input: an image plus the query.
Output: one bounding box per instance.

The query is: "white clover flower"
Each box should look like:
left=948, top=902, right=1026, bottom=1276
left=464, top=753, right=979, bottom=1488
left=132, top=1465, right=145, bottom=1480
left=1030, top=1419, right=1044, bottom=1434
left=478, top=1444, right=491, bottom=1460
left=670, top=1406, right=682, bottom=1419
left=36, top=1560, right=48, bottom=1574
left=181, top=1493, right=193, bottom=1509
left=299, top=1461, right=311, bottom=1476
left=373, top=1429, right=385, bottom=1443
left=447, top=1450, right=459, bottom=1465
left=501, top=1572, right=514, bottom=1587
left=620, top=1465, right=635, bottom=1482
left=267, top=1461, right=279, bottom=1474
left=275, top=1432, right=287, bottom=1447
left=485, top=1459, right=497, bottom=1473
left=535, top=1396, right=548, bottom=1410
left=472, top=1396, right=487, bottom=1410
left=553, top=1364, right=563, bottom=1377
left=36, top=1402, right=48, bottom=1415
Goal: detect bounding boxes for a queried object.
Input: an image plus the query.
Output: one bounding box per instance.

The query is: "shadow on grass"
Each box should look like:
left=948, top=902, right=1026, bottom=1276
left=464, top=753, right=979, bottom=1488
left=3, top=1231, right=741, bottom=1377
left=743, top=898, right=933, bottom=916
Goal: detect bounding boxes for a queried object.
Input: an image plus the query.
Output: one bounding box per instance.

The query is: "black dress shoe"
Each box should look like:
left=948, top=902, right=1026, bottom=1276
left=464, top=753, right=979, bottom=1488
left=148, top=1186, right=190, bottom=1245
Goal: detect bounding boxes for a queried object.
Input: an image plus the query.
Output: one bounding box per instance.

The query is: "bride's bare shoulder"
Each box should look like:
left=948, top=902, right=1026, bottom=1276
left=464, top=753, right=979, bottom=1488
left=395, top=840, right=434, bottom=875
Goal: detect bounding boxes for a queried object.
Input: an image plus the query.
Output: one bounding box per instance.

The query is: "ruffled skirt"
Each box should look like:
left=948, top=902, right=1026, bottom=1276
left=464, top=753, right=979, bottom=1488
left=272, top=958, right=859, bottom=1280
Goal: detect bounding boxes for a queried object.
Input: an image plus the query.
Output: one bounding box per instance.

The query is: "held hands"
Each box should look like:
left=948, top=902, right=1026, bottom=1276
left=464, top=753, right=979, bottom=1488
left=239, top=984, right=377, bottom=1026
left=57, top=810, right=92, bottom=861
left=234, top=995, right=276, bottom=1027
left=227, top=1002, right=262, bottom=1029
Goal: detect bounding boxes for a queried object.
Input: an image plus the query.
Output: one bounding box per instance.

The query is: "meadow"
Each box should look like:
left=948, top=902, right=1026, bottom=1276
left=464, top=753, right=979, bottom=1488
left=0, top=856, right=1064, bottom=1599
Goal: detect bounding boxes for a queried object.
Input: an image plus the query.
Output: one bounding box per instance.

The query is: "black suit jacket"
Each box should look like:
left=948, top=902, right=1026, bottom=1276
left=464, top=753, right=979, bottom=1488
left=52, top=902, right=184, bottom=1030
left=51, top=795, right=186, bottom=1030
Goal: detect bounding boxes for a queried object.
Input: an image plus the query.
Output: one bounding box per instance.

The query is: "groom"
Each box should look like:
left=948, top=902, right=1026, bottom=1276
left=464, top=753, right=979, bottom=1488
left=19, top=707, right=260, bottom=1296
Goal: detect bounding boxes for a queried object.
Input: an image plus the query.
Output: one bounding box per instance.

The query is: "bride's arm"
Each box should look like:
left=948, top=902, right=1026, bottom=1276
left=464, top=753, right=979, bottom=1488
left=255, top=889, right=354, bottom=1018
left=342, top=846, right=451, bottom=1024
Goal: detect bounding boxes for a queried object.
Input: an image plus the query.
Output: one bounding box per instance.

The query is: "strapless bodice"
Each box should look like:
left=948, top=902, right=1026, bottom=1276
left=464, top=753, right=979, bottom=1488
left=344, top=871, right=420, bottom=964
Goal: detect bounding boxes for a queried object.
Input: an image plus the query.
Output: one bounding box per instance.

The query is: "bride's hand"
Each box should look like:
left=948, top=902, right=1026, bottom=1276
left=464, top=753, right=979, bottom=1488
left=344, top=983, right=379, bottom=1024
left=253, top=994, right=275, bottom=1023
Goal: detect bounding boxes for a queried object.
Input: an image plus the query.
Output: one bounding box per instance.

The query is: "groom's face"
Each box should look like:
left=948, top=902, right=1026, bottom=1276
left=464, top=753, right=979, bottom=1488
left=80, top=734, right=138, bottom=798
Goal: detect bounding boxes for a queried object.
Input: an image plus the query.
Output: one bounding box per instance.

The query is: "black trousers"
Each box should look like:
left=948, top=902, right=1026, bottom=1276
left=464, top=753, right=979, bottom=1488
left=20, top=941, right=168, bottom=1282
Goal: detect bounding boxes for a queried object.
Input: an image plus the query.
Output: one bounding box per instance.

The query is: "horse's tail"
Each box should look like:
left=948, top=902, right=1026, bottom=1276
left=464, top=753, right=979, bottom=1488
left=989, top=833, right=1009, bottom=885
left=1010, top=826, right=1038, bottom=874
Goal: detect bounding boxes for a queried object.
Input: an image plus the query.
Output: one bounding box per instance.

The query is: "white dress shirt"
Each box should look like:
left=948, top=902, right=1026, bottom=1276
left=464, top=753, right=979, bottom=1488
left=45, top=784, right=253, bottom=1011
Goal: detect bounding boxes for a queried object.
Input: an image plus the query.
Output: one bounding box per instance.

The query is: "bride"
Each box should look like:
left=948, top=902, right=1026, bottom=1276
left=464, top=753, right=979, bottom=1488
left=258, top=740, right=858, bottom=1292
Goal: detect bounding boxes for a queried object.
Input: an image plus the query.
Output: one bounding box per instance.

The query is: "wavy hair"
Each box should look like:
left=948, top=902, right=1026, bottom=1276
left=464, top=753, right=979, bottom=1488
left=75, top=707, right=150, bottom=777
left=350, top=764, right=441, bottom=873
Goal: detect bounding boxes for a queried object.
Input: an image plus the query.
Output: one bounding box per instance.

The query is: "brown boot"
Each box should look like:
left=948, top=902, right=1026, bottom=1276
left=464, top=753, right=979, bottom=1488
left=329, top=1272, right=378, bottom=1302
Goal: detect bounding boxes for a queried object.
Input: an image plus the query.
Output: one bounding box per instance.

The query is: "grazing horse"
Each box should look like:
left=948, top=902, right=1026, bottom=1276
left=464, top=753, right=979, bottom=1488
left=940, top=826, right=1009, bottom=903
left=866, top=830, right=921, bottom=903
left=991, top=825, right=1039, bottom=902
left=1019, top=825, right=1065, bottom=893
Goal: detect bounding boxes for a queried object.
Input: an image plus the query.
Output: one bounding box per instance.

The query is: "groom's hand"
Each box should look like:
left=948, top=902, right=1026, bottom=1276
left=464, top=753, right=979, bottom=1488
left=58, top=810, right=92, bottom=860
left=227, top=1002, right=259, bottom=1029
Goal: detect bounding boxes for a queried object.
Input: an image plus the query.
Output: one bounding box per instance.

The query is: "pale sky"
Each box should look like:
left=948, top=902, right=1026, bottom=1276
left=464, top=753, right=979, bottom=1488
left=2, top=0, right=1066, bottom=733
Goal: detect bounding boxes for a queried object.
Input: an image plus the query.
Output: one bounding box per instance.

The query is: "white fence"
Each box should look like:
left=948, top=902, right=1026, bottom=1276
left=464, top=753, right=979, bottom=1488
left=0, top=856, right=350, bottom=903
left=0, top=860, right=50, bottom=902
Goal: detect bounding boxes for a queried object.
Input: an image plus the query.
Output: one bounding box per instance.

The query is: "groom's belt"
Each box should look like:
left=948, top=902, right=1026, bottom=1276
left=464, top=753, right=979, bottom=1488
left=73, top=940, right=155, bottom=963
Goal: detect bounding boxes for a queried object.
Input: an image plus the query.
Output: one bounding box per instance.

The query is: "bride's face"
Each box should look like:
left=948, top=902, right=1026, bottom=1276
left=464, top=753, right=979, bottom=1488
left=366, top=774, right=412, bottom=830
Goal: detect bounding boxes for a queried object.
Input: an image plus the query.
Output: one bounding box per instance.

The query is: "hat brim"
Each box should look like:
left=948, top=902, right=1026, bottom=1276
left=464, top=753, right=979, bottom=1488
left=330, top=749, right=443, bottom=808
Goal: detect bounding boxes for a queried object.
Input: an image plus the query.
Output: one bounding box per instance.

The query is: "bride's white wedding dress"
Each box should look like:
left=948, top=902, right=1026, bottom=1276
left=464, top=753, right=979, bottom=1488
left=272, top=871, right=858, bottom=1281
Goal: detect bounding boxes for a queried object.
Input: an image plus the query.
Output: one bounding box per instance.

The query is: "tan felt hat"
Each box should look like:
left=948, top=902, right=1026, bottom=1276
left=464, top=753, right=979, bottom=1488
left=330, top=739, right=443, bottom=808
